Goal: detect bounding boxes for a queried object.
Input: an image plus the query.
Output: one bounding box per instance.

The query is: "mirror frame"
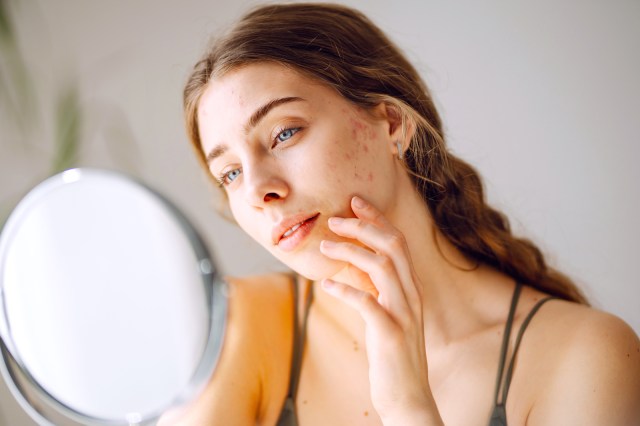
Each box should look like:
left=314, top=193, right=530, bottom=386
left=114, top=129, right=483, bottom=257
left=0, top=168, right=228, bottom=426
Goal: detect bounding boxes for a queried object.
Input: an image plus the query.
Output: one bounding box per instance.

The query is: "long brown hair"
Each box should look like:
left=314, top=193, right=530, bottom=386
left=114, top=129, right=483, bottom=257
left=183, top=3, right=588, bottom=304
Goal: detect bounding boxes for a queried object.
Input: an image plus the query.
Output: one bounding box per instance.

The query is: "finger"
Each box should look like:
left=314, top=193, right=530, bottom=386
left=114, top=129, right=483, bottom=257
left=341, top=196, right=422, bottom=304
left=320, top=240, right=409, bottom=312
left=321, top=278, right=397, bottom=333
left=351, top=195, right=392, bottom=228
left=345, top=263, right=380, bottom=299
left=328, top=216, right=417, bottom=302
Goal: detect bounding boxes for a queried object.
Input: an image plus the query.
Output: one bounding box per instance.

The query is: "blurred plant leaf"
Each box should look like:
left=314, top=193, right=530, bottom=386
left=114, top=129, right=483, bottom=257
left=0, top=0, right=84, bottom=231
left=51, top=84, right=81, bottom=174
left=0, top=0, right=37, bottom=138
left=0, top=0, right=10, bottom=40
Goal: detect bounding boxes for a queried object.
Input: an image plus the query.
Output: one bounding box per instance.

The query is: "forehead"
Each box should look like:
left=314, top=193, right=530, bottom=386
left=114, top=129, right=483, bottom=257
left=198, top=63, right=326, bottom=124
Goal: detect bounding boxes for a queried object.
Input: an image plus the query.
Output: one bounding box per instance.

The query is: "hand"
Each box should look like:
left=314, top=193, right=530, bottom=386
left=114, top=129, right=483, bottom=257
left=319, top=196, right=443, bottom=426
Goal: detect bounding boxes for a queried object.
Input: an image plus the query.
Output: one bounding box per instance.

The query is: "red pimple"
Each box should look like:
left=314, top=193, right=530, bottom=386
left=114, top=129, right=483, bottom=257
left=349, top=118, right=368, bottom=139
left=352, top=119, right=366, bottom=131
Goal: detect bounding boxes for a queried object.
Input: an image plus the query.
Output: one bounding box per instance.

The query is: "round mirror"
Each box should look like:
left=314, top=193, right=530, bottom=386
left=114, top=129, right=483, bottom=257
left=0, top=168, right=227, bottom=425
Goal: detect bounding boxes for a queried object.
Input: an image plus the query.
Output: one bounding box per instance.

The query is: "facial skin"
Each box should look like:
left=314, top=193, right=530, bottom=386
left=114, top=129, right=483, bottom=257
left=197, top=62, right=409, bottom=281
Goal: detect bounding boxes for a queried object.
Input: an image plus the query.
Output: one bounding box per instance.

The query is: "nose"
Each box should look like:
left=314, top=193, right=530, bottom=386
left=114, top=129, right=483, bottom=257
left=243, top=159, right=289, bottom=207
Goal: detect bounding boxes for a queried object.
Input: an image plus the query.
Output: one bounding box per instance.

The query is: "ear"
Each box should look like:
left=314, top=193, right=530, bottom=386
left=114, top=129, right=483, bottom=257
left=372, top=101, right=415, bottom=157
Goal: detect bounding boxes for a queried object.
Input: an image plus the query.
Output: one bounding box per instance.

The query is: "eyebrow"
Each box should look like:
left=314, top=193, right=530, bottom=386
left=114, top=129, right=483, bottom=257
left=205, top=96, right=305, bottom=165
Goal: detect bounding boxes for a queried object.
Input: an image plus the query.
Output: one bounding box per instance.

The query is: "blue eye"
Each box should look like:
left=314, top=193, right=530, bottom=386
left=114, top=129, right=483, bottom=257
left=217, top=168, right=242, bottom=186
left=275, top=127, right=300, bottom=143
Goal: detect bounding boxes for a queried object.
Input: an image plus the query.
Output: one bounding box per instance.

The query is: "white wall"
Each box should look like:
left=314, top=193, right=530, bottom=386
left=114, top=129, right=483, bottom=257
left=1, top=0, right=638, bottom=423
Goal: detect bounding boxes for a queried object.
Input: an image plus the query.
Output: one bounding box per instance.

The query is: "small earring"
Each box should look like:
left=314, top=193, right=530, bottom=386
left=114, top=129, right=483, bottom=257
left=396, top=141, right=403, bottom=161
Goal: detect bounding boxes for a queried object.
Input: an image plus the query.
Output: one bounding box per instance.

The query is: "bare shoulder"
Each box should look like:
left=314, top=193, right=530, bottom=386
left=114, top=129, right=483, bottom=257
left=515, top=291, right=640, bottom=425
left=227, top=272, right=295, bottom=329
left=159, top=272, right=295, bottom=426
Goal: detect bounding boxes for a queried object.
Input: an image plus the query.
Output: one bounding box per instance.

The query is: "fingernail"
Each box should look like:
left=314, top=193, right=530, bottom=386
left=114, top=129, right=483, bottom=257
left=328, top=217, right=343, bottom=226
left=321, top=279, right=335, bottom=289
left=321, top=240, right=336, bottom=249
left=352, top=196, right=367, bottom=209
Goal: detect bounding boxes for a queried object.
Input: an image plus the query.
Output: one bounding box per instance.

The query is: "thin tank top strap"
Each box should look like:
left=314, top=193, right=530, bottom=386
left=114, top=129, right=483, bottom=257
left=277, top=276, right=314, bottom=426
left=290, top=277, right=314, bottom=398
left=492, top=282, right=522, bottom=405
left=288, top=277, right=300, bottom=398
left=499, top=294, right=557, bottom=404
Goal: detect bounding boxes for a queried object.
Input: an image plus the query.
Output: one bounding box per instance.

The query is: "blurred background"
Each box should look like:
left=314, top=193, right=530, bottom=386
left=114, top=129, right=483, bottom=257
left=1, top=0, right=638, bottom=423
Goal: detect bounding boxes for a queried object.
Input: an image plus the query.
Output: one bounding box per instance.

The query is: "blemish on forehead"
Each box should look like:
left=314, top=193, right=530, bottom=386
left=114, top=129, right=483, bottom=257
left=367, top=172, right=373, bottom=182
left=228, top=88, right=245, bottom=107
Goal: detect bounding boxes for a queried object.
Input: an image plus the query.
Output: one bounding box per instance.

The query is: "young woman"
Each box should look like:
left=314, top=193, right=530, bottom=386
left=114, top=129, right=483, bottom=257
left=168, top=3, right=640, bottom=425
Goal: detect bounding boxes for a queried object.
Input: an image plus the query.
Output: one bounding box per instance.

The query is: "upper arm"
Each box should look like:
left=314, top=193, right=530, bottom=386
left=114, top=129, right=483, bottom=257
left=528, top=311, right=640, bottom=425
left=158, top=274, right=294, bottom=426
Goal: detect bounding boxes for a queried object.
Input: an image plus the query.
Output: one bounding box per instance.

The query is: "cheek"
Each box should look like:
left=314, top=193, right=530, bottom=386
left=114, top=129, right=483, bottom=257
left=320, top=129, right=381, bottom=184
left=347, top=117, right=381, bottom=182
left=228, top=199, right=262, bottom=243
left=313, top=136, right=350, bottom=186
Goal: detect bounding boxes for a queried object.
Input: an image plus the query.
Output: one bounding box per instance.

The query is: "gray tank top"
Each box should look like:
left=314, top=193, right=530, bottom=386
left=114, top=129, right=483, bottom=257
left=277, top=281, right=555, bottom=426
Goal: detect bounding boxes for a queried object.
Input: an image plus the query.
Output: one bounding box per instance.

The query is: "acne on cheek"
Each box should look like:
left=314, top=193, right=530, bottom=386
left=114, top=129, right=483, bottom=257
left=346, top=116, right=378, bottom=181
left=349, top=117, right=367, bottom=141
left=323, top=113, right=377, bottom=183
left=353, top=171, right=375, bottom=182
left=348, top=117, right=375, bottom=154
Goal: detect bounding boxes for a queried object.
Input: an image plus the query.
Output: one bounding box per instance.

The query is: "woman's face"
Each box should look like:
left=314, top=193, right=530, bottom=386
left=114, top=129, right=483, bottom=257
left=197, top=62, right=404, bottom=280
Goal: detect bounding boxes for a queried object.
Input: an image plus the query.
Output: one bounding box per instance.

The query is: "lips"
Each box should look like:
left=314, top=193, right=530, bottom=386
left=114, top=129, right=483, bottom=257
left=272, top=213, right=320, bottom=246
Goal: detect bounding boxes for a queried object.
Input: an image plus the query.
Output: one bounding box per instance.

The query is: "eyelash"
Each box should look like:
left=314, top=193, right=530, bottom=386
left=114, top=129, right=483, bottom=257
left=215, top=126, right=302, bottom=187
left=272, top=126, right=301, bottom=147
left=216, top=168, right=242, bottom=187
